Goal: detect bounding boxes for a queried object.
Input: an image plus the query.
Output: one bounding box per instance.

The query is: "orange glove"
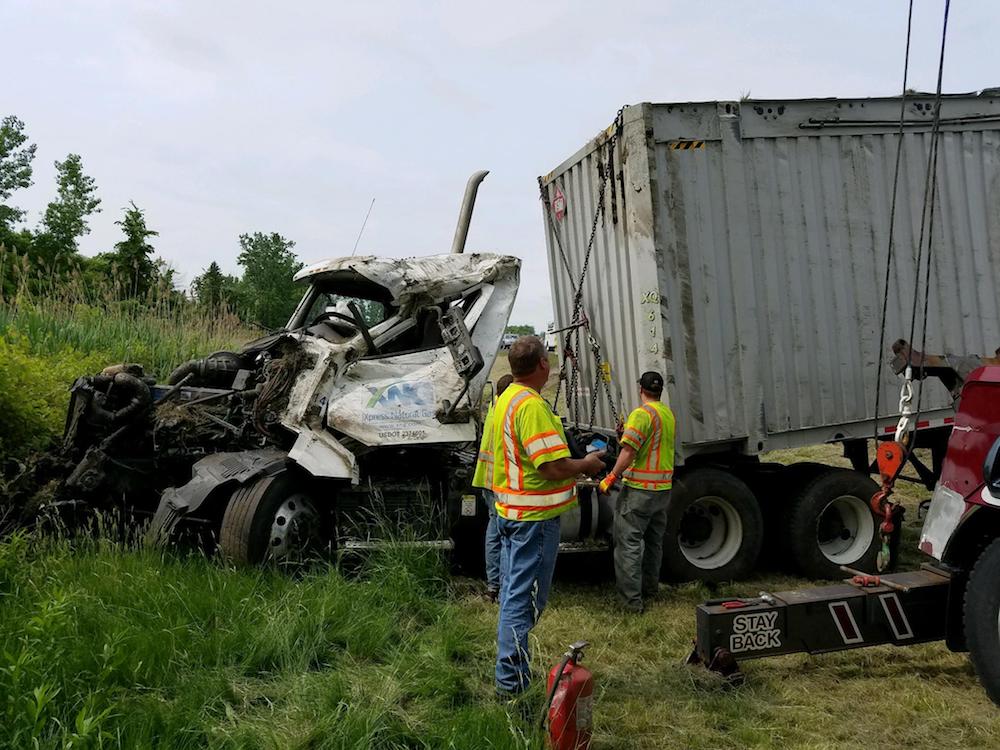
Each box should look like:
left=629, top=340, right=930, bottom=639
left=599, top=471, right=618, bottom=494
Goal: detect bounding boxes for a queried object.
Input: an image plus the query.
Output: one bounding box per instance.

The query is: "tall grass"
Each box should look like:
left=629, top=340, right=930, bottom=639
left=0, top=530, right=538, bottom=749
left=0, top=246, right=256, bottom=458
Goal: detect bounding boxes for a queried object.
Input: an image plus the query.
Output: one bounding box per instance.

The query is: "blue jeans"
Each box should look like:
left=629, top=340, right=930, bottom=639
left=485, top=492, right=501, bottom=591
left=495, top=516, right=561, bottom=694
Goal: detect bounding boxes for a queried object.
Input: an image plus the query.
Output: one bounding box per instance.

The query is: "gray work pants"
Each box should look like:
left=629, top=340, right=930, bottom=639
left=613, top=485, right=670, bottom=612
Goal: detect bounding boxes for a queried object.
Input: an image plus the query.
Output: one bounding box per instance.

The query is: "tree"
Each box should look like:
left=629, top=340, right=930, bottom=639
left=192, top=261, right=225, bottom=308
left=0, top=115, right=36, bottom=233
left=110, top=201, right=158, bottom=298
left=505, top=324, right=536, bottom=336
left=192, top=262, right=245, bottom=313
left=41, top=153, right=101, bottom=255
left=237, top=232, right=303, bottom=328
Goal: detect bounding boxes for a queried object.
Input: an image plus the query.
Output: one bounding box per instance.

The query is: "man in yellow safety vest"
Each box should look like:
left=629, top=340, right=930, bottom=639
left=491, top=336, right=605, bottom=695
left=599, top=371, right=675, bottom=613
left=472, top=373, right=513, bottom=602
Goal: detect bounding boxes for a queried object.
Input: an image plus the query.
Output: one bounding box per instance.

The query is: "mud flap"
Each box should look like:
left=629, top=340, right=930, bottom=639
left=147, top=448, right=288, bottom=546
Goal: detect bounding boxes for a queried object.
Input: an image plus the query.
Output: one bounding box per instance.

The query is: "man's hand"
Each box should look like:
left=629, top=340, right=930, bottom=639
left=598, top=471, right=618, bottom=494
left=537, top=452, right=607, bottom=481
left=580, top=451, right=606, bottom=477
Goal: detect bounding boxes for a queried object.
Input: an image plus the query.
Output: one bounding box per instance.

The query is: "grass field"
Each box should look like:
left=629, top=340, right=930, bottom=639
left=4, top=476, right=1000, bottom=749
left=3, top=303, right=1000, bottom=747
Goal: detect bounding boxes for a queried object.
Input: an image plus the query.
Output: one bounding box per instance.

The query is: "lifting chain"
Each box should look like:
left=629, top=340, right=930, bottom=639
left=541, top=107, right=626, bottom=423
left=587, top=329, right=621, bottom=429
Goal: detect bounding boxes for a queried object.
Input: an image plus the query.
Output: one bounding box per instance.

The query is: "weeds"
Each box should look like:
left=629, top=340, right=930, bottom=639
left=0, top=532, right=540, bottom=749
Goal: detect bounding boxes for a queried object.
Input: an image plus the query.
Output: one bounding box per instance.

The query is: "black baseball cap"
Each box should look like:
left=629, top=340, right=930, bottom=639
left=638, top=371, right=664, bottom=394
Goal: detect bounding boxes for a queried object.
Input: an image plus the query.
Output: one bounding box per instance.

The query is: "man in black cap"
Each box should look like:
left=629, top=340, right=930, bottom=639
left=599, top=371, right=676, bottom=612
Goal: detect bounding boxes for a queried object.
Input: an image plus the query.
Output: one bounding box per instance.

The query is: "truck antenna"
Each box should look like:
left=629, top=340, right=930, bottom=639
left=351, top=197, right=376, bottom=257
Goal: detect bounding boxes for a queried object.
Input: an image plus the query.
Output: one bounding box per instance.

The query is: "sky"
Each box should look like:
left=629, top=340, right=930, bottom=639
left=3, top=0, right=999, bottom=332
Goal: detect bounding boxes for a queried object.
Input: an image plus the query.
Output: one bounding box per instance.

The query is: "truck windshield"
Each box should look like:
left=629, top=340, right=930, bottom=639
left=303, top=291, right=388, bottom=328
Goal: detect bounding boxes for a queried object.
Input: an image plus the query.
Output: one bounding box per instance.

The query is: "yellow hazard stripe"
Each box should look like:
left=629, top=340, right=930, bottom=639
left=668, top=140, right=706, bottom=151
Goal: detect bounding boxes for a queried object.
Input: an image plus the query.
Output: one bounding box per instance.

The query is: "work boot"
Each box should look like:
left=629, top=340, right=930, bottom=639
left=617, top=600, right=644, bottom=615
left=486, top=585, right=500, bottom=604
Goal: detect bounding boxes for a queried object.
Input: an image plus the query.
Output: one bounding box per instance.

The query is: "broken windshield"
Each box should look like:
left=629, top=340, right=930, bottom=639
left=303, top=292, right=388, bottom=328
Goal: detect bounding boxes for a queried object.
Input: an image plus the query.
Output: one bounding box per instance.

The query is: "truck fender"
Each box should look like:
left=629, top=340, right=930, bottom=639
left=147, top=448, right=289, bottom=547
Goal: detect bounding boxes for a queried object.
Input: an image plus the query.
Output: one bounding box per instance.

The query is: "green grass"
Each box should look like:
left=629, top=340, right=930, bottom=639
left=0, top=531, right=539, bottom=749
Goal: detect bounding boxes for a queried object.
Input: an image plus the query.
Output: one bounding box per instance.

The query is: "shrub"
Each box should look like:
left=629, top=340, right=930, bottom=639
left=0, top=334, right=109, bottom=459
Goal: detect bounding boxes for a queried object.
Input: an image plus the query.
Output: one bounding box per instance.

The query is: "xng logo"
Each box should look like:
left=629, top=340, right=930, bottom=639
left=366, top=381, right=434, bottom=408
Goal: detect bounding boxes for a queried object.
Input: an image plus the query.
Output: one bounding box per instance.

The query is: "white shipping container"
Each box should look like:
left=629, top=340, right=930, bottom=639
left=540, top=93, right=1000, bottom=460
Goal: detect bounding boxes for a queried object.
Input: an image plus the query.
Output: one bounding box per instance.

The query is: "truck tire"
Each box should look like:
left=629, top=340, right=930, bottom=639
left=660, top=468, right=763, bottom=583
left=731, top=462, right=824, bottom=568
left=219, top=473, right=323, bottom=565
left=784, top=468, right=879, bottom=579
left=965, top=537, right=1000, bottom=706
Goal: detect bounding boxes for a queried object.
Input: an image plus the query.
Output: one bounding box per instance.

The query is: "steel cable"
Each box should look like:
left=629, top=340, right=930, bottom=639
left=872, top=0, right=915, bottom=444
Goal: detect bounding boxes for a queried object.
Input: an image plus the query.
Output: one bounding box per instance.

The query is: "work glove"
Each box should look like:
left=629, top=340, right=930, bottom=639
left=598, top=471, right=618, bottom=495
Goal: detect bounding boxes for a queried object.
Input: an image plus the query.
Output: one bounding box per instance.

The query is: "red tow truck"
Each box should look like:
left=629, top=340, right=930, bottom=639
left=690, top=365, right=1000, bottom=704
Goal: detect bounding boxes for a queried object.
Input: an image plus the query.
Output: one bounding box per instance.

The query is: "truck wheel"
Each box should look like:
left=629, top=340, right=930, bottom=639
left=661, top=468, right=763, bottom=583
left=965, top=538, right=1000, bottom=706
left=219, top=473, right=323, bottom=565
left=785, top=469, right=879, bottom=579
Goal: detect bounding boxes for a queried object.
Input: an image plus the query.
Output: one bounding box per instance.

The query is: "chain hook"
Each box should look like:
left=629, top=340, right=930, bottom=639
left=894, top=366, right=915, bottom=442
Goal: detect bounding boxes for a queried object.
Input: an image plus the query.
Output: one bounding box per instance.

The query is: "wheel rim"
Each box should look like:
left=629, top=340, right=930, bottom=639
left=268, top=493, right=320, bottom=563
left=678, top=495, right=743, bottom=570
left=816, top=494, right=875, bottom=565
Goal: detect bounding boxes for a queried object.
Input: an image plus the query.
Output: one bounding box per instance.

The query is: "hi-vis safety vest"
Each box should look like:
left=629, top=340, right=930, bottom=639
left=490, top=383, right=577, bottom=521
left=472, top=402, right=495, bottom=490
left=620, top=400, right=675, bottom=491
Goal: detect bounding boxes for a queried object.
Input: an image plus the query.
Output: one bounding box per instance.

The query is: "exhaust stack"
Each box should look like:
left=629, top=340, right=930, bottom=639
left=450, top=170, right=489, bottom=254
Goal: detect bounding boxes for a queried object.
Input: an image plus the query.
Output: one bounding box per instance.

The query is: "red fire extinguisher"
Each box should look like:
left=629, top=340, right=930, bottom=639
left=542, top=641, right=594, bottom=750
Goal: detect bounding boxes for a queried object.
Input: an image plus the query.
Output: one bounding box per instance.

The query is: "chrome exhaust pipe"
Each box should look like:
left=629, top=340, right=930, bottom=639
left=450, top=170, right=489, bottom=254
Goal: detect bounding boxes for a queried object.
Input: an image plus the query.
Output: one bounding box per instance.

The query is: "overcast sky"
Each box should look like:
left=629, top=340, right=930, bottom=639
left=4, top=0, right=998, bottom=331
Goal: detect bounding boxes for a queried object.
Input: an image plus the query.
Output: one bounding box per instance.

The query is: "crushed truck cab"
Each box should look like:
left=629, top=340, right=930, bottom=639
left=22, top=250, right=521, bottom=565
left=6, top=171, right=538, bottom=566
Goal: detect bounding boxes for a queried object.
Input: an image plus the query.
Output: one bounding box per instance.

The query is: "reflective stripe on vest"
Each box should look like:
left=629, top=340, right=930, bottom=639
left=501, top=388, right=535, bottom=492
left=642, top=404, right=662, bottom=471
left=622, top=426, right=645, bottom=446
left=622, top=467, right=674, bottom=484
left=495, top=483, right=577, bottom=519
left=523, top=430, right=564, bottom=461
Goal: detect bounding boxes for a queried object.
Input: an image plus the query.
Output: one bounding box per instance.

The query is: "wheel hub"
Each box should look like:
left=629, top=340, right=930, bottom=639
left=816, top=495, right=875, bottom=565
left=678, top=496, right=743, bottom=570
left=269, top=494, right=320, bottom=562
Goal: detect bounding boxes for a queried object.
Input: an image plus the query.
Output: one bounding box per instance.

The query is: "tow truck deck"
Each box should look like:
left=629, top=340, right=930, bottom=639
left=689, top=565, right=956, bottom=684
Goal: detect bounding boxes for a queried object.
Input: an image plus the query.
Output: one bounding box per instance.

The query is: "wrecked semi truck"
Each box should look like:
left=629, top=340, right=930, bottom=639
left=12, top=173, right=532, bottom=564
left=539, top=93, right=1000, bottom=582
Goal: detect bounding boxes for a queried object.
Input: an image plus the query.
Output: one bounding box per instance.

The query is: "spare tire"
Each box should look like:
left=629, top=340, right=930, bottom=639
left=660, top=468, right=764, bottom=583
left=784, top=468, right=880, bottom=579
